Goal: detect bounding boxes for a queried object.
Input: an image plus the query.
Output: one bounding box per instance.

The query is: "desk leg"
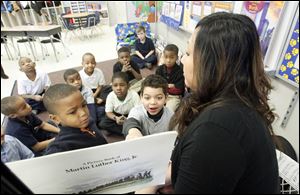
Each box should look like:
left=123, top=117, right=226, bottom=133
left=26, top=35, right=37, bottom=61
left=37, top=38, right=46, bottom=60
left=50, top=36, right=59, bottom=62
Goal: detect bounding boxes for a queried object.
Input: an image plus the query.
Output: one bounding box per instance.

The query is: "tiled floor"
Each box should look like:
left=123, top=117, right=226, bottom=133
left=1, top=25, right=118, bottom=122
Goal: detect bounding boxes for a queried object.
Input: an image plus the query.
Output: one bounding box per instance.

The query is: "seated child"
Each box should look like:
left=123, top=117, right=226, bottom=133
left=43, top=84, right=107, bottom=155
left=79, top=52, right=112, bottom=106
left=114, top=46, right=143, bottom=93
left=1, top=96, right=59, bottom=156
left=17, top=57, right=51, bottom=114
left=1, top=126, right=34, bottom=163
left=99, top=72, right=140, bottom=135
left=123, top=74, right=174, bottom=140
left=156, top=44, right=185, bottom=112
left=63, top=68, right=105, bottom=123
left=131, top=25, right=157, bottom=69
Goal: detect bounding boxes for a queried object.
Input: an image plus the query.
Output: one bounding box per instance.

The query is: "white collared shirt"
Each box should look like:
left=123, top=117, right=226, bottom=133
left=79, top=68, right=106, bottom=90
left=105, top=90, right=140, bottom=115
left=17, top=69, right=51, bottom=95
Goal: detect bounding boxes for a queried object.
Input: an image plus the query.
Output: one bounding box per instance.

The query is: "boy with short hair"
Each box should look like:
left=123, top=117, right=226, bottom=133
left=156, top=44, right=185, bottom=112
left=131, top=26, right=157, bottom=69
left=63, top=68, right=104, bottom=123
left=79, top=52, right=111, bottom=106
left=43, top=84, right=107, bottom=155
left=17, top=57, right=51, bottom=114
left=1, top=126, right=34, bottom=163
left=1, top=96, right=59, bottom=156
left=113, top=46, right=143, bottom=93
left=123, top=74, right=174, bottom=140
left=99, top=72, right=140, bottom=135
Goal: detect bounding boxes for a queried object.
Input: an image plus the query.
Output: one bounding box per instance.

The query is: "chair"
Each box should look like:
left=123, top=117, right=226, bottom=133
left=82, top=11, right=102, bottom=38
left=1, top=37, right=15, bottom=60
left=38, top=33, right=72, bottom=60
left=59, top=13, right=80, bottom=40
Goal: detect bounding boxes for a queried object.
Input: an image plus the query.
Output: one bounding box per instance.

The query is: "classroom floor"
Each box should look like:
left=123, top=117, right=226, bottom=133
left=1, top=25, right=118, bottom=122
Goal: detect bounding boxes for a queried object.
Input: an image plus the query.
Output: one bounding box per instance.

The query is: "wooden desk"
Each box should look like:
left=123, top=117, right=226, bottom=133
left=1, top=25, right=69, bottom=62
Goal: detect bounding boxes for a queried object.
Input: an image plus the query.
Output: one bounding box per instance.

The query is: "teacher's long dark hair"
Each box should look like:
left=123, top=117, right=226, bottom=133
left=170, top=12, right=276, bottom=139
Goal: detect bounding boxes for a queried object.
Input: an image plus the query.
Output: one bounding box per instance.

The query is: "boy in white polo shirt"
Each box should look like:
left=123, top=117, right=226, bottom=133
left=17, top=57, right=51, bottom=114
left=99, top=72, right=140, bottom=135
left=79, top=52, right=111, bottom=106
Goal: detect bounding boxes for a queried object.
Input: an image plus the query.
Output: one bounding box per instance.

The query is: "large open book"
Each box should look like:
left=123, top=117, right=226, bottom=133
left=6, top=131, right=177, bottom=194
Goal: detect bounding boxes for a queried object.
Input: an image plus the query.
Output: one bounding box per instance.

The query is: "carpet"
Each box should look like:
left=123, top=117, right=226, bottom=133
left=7, top=59, right=156, bottom=143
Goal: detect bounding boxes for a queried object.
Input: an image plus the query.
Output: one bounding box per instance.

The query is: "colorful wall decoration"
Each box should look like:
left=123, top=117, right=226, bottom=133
left=241, top=1, right=285, bottom=58
left=276, top=18, right=299, bottom=87
left=127, top=1, right=162, bottom=23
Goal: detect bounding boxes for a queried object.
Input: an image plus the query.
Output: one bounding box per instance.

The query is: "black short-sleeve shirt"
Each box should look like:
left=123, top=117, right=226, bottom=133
left=135, top=37, right=155, bottom=57
left=6, top=113, right=44, bottom=148
left=113, top=60, right=141, bottom=82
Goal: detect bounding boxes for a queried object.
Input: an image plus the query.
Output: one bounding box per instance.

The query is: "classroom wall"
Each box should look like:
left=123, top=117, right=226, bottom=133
left=269, top=78, right=299, bottom=161
left=150, top=22, right=191, bottom=53
left=107, top=1, right=127, bottom=26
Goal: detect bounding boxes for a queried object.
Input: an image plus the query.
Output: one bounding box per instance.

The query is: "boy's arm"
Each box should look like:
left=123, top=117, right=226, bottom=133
left=145, top=38, right=156, bottom=59
left=135, top=51, right=144, bottom=59
left=20, top=94, right=43, bottom=101
left=31, top=137, right=55, bottom=152
left=144, top=50, right=154, bottom=59
left=129, top=67, right=142, bottom=80
left=93, top=85, right=102, bottom=98
left=128, top=61, right=142, bottom=80
left=106, top=112, right=117, bottom=121
left=123, top=118, right=143, bottom=139
left=40, top=121, right=60, bottom=133
left=126, top=128, right=143, bottom=140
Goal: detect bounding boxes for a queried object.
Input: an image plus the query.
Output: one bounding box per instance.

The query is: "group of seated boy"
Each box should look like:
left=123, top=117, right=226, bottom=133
left=1, top=25, right=187, bottom=163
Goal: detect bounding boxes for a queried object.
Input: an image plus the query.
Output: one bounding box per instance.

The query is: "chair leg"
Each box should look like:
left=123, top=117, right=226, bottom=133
left=37, top=38, right=46, bottom=60
left=17, top=43, right=22, bottom=57
left=56, top=33, right=72, bottom=57
left=3, top=44, right=13, bottom=60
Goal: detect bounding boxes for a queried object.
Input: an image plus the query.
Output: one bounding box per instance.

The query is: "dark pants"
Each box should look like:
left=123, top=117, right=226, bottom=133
left=131, top=54, right=157, bottom=69
left=87, top=104, right=97, bottom=122
left=98, top=113, right=128, bottom=135
left=92, top=85, right=112, bottom=101
left=88, top=103, right=105, bottom=126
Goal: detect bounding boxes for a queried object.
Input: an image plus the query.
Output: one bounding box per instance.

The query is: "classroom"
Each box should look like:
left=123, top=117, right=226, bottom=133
left=1, top=1, right=299, bottom=194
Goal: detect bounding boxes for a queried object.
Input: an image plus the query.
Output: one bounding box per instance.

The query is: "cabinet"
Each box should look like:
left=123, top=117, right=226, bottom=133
left=61, top=1, right=110, bottom=25
left=86, top=1, right=110, bottom=25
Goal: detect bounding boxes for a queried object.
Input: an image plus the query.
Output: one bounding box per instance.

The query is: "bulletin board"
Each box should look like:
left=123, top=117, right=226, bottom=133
left=181, top=1, right=234, bottom=33
left=160, top=1, right=185, bottom=30
left=276, top=12, right=299, bottom=88
left=180, top=1, right=284, bottom=61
